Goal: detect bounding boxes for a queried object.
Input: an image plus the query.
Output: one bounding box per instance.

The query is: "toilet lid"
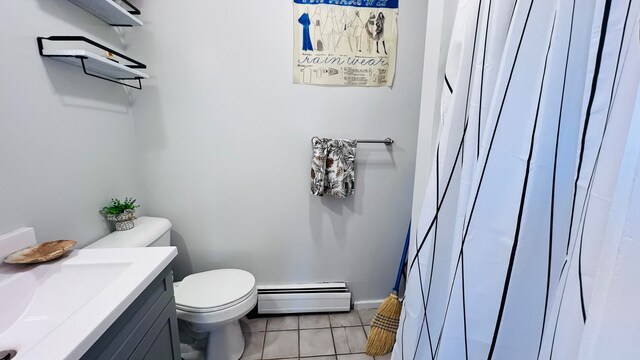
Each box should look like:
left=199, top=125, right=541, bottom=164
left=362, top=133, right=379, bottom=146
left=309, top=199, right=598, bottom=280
left=175, top=269, right=256, bottom=313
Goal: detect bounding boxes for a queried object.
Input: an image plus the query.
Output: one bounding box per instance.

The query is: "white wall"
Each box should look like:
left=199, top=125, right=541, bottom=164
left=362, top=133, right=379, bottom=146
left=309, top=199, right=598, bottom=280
left=129, top=0, right=429, bottom=302
left=0, top=0, right=144, bottom=246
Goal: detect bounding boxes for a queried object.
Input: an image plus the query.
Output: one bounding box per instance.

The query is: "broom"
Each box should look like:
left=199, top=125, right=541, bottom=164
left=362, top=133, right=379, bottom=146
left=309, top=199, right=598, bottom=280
left=366, top=224, right=411, bottom=356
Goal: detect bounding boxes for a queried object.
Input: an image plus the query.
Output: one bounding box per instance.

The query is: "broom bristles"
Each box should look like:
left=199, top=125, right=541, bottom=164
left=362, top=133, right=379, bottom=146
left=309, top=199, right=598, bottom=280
left=366, top=293, right=402, bottom=356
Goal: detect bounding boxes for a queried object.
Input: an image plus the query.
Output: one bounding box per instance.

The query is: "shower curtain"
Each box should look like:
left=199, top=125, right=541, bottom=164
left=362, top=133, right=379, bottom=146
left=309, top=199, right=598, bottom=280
left=396, top=0, right=640, bottom=359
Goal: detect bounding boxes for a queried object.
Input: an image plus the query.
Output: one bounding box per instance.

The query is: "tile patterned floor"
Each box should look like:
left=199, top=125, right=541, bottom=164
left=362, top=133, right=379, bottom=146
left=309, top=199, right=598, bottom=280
left=239, top=309, right=392, bottom=360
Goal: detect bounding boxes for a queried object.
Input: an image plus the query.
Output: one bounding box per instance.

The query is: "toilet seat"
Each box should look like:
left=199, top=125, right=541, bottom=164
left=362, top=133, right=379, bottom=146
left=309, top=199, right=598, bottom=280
left=174, top=269, right=257, bottom=327
left=177, top=288, right=254, bottom=313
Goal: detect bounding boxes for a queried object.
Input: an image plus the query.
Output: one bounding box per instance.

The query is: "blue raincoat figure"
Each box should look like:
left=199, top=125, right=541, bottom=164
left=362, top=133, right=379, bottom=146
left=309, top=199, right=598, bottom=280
left=298, top=12, right=314, bottom=51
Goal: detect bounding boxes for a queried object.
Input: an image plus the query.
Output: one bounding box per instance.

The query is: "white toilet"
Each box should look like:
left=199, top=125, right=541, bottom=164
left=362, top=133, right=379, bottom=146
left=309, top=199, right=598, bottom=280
left=87, top=216, right=257, bottom=360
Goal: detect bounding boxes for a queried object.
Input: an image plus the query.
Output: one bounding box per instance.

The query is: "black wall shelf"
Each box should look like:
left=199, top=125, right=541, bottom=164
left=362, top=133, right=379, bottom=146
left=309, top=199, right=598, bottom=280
left=67, top=0, right=143, bottom=26
left=38, top=36, right=148, bottom=90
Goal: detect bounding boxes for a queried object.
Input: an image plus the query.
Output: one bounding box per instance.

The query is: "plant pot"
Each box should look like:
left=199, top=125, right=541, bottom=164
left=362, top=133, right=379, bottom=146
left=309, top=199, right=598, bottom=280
left=106, top=209, right=136, bottom=231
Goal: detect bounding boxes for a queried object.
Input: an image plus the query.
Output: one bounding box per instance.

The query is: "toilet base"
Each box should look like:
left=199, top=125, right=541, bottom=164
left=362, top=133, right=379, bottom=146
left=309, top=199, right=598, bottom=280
left=206, top=320, right=245, bottom=360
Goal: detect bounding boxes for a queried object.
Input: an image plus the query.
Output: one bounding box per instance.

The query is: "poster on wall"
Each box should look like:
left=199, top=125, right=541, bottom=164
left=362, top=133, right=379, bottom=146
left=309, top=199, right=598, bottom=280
left=293, top=0, right=399, bottom=87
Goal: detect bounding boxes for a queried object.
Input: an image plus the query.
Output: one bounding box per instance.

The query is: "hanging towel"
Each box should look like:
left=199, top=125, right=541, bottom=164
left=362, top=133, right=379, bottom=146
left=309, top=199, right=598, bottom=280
left=310, top=137, right=357, bottom=198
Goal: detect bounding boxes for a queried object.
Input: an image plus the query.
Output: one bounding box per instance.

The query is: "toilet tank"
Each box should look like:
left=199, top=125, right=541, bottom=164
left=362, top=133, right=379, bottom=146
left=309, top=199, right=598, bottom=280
left=86, top=216, right=172, bottom=249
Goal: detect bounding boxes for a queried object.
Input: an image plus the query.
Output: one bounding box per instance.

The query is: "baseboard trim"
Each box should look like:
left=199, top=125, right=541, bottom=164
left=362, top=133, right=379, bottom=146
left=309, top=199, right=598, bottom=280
left=354, top=299, right=384, bottom=310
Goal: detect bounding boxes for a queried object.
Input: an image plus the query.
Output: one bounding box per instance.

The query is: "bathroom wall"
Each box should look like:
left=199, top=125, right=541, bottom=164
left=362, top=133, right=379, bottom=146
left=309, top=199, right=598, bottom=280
left=129, top=0, right=429, bottom=302
left=0, top=0, right=144, bottom=245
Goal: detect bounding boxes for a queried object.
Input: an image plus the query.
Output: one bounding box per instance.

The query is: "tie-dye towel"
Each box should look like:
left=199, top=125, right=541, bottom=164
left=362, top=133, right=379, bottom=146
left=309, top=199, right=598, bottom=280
left=311, top=137, right=357, bottom=198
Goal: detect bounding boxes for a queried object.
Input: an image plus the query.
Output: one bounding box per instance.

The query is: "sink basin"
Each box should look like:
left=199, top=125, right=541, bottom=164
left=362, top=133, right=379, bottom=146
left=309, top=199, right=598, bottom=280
left=0, top=258, right=131, bottom=353
left=0, top=228, right=177, bottom=359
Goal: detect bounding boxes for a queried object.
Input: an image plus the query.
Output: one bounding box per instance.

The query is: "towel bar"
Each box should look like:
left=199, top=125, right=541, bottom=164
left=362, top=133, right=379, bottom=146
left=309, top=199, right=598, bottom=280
left=311, top=137, right=394, bottom=146
left=356, top=138, right=394, bottom=145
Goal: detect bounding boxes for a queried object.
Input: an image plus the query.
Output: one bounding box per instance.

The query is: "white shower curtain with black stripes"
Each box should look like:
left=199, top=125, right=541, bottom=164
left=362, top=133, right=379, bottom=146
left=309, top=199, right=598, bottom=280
left=395, top=0, right=640, bottom=359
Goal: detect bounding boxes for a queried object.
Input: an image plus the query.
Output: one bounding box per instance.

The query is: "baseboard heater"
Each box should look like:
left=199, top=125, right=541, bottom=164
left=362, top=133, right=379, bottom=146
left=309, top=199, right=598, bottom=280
left=257, top=282, right=351, bottom=314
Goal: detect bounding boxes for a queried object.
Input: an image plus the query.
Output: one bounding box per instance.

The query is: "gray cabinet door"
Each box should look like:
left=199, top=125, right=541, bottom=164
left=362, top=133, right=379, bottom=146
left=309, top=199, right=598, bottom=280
left=81, top=266, right=180, bottom=360
left=130, top=298, right=181, bottom=360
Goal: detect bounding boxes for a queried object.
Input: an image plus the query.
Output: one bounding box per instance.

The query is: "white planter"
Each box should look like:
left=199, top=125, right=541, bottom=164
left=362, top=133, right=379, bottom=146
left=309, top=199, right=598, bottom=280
left=105, top=209, right=136, bottom=231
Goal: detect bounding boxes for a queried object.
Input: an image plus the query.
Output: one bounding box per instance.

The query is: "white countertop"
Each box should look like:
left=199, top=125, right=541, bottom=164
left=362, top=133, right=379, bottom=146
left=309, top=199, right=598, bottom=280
left=0, top=246, right=177, bottom=360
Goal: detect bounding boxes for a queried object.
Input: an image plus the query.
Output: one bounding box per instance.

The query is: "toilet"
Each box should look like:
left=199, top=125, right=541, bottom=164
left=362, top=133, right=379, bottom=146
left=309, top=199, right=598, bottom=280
left=86, top=216, right=257, bottom=360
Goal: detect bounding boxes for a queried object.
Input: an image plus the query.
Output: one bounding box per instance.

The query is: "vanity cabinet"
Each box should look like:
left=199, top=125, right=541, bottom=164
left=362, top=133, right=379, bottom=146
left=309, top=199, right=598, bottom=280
left=80, top=266, right=180, bottom=360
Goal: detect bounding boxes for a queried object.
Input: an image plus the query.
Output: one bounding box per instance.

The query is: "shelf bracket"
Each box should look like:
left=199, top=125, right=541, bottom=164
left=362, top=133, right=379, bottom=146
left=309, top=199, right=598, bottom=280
left=120, top=0, right=141, bottom=15
left=80, top=57, right=143, bottom=90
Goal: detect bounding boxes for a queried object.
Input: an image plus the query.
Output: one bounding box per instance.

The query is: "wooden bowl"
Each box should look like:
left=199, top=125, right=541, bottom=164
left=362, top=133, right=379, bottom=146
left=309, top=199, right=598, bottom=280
left=4, top=240, right=77, bottom=264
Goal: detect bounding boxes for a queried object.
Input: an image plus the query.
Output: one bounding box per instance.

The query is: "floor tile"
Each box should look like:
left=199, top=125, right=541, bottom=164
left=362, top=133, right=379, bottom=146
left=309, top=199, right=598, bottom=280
left=332, top=326, right=367, bottom=354
left=266, top=315, right=299, bottom=331
left=300, top=314, right=331, bottom=329
left=179, top=343, right=205, bottom=360
left=330, top=311, right=362, bottom=327
left=332, top=327, right=350, bottom=354
left=364, top=326, right=370, bottom=337
left=240, top=317, right=267, bottom=333
left=344, top=326, right=367, bottom=353
left=357, top=309, right=377, bottom=326
left=300, top=328, right=336, bottom=357
left=374, top=352, right=392, bottom=360
left=304, top=357, right=337, bottom=360
left=239, top=331, right=264, bottom=360
left=262, top=330, right=298, bottom=359
left=337, top=354, right=375, bottom=360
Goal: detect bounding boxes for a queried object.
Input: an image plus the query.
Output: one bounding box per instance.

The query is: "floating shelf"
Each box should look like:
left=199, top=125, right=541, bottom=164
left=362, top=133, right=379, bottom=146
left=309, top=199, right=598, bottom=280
left=42, top=49, right=149, bottom=80
left=38, top=36, right=148, bottom=90
left=67, top=0, right=142, bottom=26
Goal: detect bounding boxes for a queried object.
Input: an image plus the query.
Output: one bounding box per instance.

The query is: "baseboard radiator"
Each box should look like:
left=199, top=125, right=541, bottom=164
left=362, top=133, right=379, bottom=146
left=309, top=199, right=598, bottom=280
left=257, top=282, right=352, bottom=314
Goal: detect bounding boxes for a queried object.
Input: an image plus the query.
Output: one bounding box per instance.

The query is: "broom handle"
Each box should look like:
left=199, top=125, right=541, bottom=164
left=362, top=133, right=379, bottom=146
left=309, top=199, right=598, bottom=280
left=393, top=223, right=411, bottom=294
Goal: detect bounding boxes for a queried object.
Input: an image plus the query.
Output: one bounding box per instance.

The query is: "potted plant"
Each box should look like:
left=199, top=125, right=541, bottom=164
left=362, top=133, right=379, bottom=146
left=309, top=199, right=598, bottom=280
left=101, top=197, right=140, bottom=231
